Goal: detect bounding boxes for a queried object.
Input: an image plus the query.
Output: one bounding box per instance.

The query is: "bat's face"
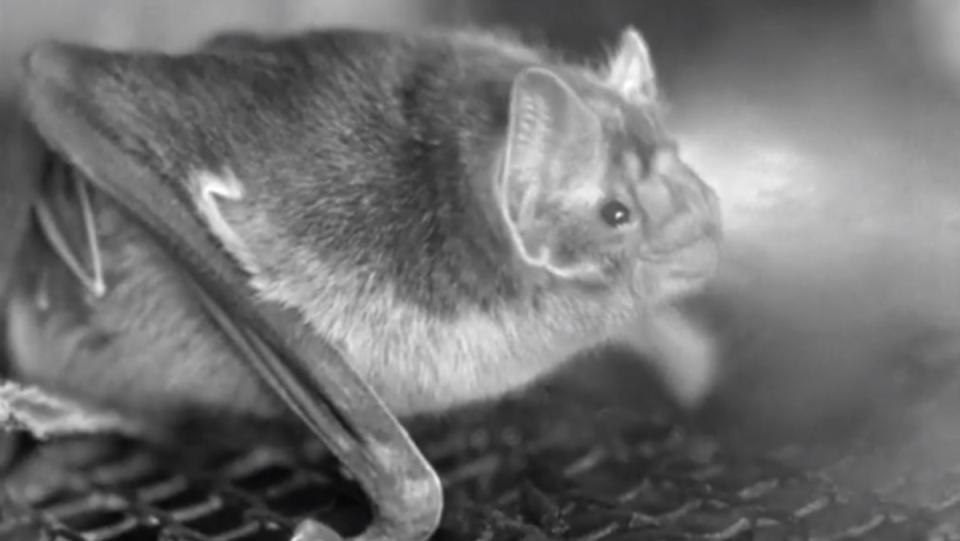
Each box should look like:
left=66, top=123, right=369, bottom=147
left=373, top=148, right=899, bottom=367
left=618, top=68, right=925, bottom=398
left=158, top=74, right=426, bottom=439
left=587, top=128, right=722, bottom=302
left=497, top=29, right=722, bottom=302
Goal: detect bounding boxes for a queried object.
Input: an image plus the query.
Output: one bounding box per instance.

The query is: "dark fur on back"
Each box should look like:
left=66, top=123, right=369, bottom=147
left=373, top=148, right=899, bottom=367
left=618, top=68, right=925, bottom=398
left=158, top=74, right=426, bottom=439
left=69, top=28, right=592, bottom=315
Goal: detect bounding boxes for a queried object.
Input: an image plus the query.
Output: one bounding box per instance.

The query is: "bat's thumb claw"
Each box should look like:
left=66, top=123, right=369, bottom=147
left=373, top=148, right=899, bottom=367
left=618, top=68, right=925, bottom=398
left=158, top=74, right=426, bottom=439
left=291, top=519, right=345, bottom=541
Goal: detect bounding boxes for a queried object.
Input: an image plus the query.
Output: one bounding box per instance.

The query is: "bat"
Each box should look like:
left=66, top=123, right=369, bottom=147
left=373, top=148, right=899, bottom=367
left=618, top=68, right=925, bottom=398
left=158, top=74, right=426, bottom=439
left=1, top=26, right=722, bottom=541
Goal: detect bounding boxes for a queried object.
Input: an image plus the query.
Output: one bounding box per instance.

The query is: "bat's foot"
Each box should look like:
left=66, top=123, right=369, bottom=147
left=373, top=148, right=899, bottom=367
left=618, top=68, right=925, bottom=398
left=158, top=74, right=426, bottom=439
left=291, top=519, right=346, bottom=541
left=363, top=466, right=444, bottom=541
left=292, top=464, right=442, bottom=541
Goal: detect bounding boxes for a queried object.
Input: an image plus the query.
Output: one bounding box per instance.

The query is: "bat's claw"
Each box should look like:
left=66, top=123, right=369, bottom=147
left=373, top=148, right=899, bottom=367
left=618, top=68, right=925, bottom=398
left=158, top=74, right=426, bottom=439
left=291, top=519, right=346, bottom=541
left=289, top=462, right=442, bottom=541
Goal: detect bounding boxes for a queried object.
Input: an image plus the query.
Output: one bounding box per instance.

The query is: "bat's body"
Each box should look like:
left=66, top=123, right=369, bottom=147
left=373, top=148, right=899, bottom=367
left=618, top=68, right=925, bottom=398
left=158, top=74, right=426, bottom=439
left=2, top=26, right=722, bottom=541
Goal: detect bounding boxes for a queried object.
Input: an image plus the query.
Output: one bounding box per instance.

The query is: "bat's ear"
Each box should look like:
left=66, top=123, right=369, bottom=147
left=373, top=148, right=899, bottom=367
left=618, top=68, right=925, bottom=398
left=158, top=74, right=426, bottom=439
left=603, top=26, right=658, bottom=103
left=498, top=66, right=608, bottom=280
left=20, top=42, right=228, bottom=186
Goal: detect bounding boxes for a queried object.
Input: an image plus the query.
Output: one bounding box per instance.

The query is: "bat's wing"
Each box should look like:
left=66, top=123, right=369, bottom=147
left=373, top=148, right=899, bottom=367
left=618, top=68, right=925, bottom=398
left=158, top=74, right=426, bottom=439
left=0, top=103, right=47, bottom=473
left=0, top=105, right=44, bottom=333
left=16, top=43, right=441, bottom=541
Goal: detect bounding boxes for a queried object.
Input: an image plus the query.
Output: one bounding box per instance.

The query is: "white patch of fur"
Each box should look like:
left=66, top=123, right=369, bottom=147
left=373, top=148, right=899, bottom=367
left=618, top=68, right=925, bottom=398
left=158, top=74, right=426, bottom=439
left=253, top=251, right=586, bottom=415
left=189, top=169, right=262, bottom=275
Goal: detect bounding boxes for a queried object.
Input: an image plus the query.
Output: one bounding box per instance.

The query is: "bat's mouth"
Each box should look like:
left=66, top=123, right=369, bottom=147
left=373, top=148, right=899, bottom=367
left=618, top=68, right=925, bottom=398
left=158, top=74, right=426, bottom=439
left=639, top=216, right=721, bottom=262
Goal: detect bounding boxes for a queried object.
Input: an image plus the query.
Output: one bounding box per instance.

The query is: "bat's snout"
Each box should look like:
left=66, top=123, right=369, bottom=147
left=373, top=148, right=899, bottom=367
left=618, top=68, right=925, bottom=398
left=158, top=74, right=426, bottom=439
left=641, top=165, right=722, bottom=259
left=635, top=166, right=723, bottom=300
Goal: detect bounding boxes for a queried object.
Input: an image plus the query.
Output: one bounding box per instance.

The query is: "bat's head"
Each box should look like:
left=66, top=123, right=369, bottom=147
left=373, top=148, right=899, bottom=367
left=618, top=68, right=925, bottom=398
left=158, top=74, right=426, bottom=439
left=498, top=27, right=722, bottom=303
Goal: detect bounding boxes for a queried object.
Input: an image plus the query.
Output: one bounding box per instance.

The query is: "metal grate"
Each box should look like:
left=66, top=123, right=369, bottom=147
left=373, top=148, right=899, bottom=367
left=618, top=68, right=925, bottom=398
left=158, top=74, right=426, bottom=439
left=4, top=363, right=960, bottom=541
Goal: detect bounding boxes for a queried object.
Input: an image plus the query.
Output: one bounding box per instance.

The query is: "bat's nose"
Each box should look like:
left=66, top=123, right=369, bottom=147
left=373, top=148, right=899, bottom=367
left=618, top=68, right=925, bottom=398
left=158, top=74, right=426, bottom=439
left=638, top=167, right=722, bottom=254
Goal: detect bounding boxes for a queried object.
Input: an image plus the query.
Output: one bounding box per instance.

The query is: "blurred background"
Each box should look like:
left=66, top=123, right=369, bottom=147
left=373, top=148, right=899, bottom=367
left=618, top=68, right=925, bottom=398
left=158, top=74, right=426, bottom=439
left=3, top=0, right=960, bottom=440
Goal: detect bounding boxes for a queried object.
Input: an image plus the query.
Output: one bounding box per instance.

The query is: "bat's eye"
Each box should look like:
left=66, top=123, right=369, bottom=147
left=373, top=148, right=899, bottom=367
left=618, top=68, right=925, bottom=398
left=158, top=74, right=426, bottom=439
left=600, top=200, right=632, bottom=228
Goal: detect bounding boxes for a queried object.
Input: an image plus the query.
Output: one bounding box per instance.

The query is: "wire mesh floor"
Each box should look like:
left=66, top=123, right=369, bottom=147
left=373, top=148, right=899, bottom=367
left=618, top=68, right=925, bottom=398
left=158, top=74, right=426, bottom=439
left=3, top=356, right=960, bottom=541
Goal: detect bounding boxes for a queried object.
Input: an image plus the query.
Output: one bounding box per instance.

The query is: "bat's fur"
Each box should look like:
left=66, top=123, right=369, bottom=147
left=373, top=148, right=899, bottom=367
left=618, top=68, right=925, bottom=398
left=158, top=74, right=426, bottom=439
left=5, top=26, right=721, bottom=437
